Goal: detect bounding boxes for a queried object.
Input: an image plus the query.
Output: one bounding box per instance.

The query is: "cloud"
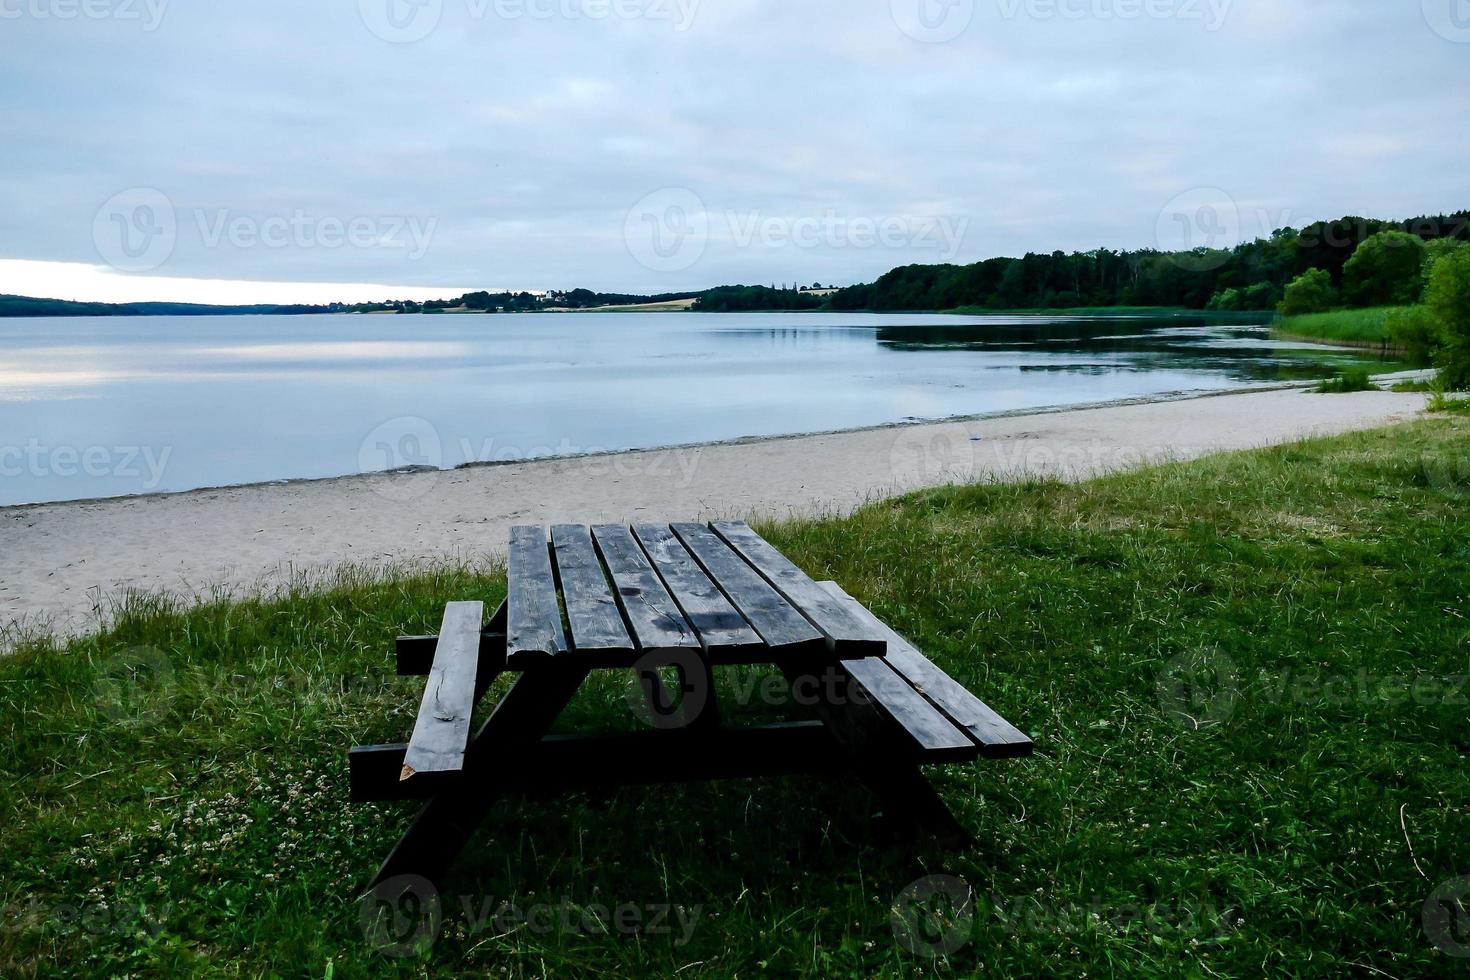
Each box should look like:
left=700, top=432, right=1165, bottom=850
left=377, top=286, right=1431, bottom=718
left=0, top=0, right=1466, bottom=299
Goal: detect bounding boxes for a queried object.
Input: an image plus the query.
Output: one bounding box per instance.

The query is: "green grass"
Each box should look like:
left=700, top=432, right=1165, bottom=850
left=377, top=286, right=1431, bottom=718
left=1273, top=306, right=1410, bottom=345
left=4, top=420, right=1470, bottom=977
left=1314, top=368, right=1377, bottom=393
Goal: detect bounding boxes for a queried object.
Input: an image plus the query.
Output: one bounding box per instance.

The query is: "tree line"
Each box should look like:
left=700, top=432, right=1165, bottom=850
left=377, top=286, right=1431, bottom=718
left=825, top=211, right=1470, bottom=313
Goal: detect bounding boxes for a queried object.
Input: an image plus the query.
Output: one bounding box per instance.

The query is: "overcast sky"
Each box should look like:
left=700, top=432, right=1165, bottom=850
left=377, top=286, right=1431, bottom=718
left=2, top=0, right=1468, bottom=303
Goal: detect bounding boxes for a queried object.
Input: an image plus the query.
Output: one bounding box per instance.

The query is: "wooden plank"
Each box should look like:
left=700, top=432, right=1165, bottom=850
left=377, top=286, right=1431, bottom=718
left=838, top=655, right=977, bottom=761
left=633, top=524, right=764, bottom=660
left=397, top=599, right=507, bottom=675
left=369, top=662, right=591, bottom=890
left=400, top=601, right=484, bottom=781
left=711, top=521, right=886, bottom=658
left=669, top=522, right=825, bottom=654
left=591, top=525, right=700, bottom=654
left=819, top=582, right=1032, bottom=759
left=551, top=524, right=633, bottom=656
left=507, top=526, right=567, bottom=662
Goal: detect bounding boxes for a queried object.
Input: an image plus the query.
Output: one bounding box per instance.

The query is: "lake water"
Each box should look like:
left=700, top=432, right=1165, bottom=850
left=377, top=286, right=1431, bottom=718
left=0, top=311, right=1392, bottom=507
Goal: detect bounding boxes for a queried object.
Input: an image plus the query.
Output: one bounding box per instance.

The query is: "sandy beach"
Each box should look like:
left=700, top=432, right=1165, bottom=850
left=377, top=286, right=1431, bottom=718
left=1, top=383, right=1428, bottom=639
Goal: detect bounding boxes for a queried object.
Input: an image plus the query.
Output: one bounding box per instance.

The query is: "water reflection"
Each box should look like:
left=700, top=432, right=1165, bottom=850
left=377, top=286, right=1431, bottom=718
left=0, top=312, right=1402, bottom=505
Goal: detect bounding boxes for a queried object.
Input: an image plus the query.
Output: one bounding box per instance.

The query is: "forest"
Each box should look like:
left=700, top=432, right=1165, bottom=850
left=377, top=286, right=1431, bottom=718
left=825, top=212, right=1469, bottom=313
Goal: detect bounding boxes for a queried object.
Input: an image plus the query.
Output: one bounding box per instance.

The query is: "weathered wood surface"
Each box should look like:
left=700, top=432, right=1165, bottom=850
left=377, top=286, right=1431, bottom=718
left=670, top=522, right=824, bottom=654
left=820, top=581, right=1032, bottom=758
left=551, top=524, right=634, bottom=656
left=712, top=521, right=886, bottom=657
left=634, top=523, right=765, bottom=660
left=592, top=524, right=700, bottom=654
left=400, top=601, right=484, bottom=781
left=396, top=600, right=507, bottom=676
left=507, top=525, right=567, bottom=662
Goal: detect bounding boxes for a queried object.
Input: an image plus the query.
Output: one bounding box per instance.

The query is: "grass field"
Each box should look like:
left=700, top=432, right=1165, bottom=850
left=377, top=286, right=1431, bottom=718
left=1273, top=306, right=1410, bottom=345
left=3, top=419, right=1469, bottom=977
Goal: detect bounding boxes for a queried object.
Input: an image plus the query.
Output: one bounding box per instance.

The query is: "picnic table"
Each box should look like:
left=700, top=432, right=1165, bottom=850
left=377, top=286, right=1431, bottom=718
left=350, top=521, right=1031, bottom=890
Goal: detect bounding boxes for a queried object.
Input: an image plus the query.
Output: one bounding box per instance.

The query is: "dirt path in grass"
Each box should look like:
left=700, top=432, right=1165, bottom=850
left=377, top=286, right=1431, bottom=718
left=1, top=383, right=1429, bottom=638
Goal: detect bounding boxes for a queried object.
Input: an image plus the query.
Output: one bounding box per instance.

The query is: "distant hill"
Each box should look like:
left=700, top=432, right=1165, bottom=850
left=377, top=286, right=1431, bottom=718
left=0, top=294, right=340, bottom=317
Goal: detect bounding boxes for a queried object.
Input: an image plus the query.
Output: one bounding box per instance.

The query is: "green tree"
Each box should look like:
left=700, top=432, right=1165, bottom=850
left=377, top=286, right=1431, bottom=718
left=1279, top=268, right=1337, bottom=316
left=1425, top=247, right=1470, bottom=388
left=1421, top=238, right=1467, bottom=294
left=1242, top=282, right=1279, bottom=309
left=1342, top=231, right=1427, bottom=307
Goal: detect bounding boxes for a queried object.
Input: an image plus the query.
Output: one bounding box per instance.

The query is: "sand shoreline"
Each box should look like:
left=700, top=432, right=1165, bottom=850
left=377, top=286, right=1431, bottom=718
left=1, top=379, right=1431, bottom=640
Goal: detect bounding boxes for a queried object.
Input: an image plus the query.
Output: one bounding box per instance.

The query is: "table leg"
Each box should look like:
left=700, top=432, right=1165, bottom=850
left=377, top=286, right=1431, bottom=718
left=367, top=662, right=590, bottom=893
left=780, top=661, right=970, bottom=846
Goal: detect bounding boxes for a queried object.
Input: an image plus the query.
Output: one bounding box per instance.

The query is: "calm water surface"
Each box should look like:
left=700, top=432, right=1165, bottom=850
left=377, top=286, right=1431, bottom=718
left=0, top=312, right=1393, bottom=506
